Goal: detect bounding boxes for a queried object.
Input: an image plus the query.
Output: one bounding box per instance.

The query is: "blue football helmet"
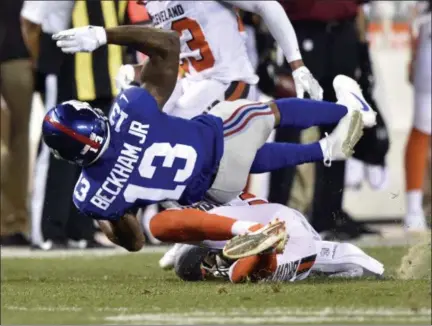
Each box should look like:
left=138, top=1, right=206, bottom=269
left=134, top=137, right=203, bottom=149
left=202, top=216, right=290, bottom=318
left=42, top=100, right=110, bottom=167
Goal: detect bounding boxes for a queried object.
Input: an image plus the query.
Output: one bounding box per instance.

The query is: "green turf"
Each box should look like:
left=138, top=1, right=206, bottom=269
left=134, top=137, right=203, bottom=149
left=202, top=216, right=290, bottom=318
left=1, top=246, right=431, bottom=324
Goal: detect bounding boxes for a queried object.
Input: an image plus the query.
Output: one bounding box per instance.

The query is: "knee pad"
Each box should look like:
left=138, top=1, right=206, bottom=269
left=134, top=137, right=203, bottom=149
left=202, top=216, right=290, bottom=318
left=174, top=245, right=211, bottom=282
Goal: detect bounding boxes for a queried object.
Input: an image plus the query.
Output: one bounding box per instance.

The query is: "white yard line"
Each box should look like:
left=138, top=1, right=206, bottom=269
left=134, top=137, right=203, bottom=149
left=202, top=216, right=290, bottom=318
left=104, top=308, right=432, bottom=325
left=104, top=315, right=431, bottom=325
left=0, top=246, right=168, bottom=259
left=3, top=306, right=431, bottom=324
left=3, top=305, right=131, bottom=313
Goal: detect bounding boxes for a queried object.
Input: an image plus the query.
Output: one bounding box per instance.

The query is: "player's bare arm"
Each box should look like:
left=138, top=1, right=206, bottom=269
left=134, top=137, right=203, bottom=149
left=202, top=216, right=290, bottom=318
left=105, top=26, right=180, bottom=108
left=53, top=25, right=180, bottom=108
left=97, top=213, right=145, bottom=252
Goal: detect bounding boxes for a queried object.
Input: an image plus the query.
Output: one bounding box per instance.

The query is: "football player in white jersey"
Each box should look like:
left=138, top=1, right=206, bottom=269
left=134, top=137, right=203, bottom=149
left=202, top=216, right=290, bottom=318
left=160, top=194, right=384, bottom=283
left=117, top=0, right=323, bottom=119
left=405, top=1, right=431, bottom=231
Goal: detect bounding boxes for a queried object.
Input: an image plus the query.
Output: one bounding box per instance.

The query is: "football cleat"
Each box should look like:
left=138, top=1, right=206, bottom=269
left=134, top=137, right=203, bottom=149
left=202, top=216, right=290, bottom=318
left=333, top=74, right=377, bottom=128
left=222, top=219, right=287, bottom=260
left=320, top=110, right=364, bottom=167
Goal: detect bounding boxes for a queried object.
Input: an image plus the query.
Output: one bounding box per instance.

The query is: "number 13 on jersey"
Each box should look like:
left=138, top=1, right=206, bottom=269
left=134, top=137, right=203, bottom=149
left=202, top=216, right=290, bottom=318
left=124, top=142, right=198, bottom=203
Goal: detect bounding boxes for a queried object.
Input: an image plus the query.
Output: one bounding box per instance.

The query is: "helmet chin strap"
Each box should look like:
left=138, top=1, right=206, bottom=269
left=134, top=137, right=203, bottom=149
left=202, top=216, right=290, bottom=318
left=89, top=122, right=111, bottom=165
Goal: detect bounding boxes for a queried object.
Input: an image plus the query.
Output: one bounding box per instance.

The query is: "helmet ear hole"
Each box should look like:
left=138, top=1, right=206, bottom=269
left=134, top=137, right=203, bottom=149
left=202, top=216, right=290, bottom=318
left=42, top=101, right=110, bottom=167
left=50, top=149, right=63, bottom=161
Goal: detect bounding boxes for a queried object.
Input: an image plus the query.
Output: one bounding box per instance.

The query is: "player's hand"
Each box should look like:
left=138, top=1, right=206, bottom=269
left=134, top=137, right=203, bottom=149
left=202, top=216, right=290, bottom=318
left=292, top=66, right=323, bottom=100
left=115, top=64, right=136, bottom=93
left=53, top=26, right=107, bottom=53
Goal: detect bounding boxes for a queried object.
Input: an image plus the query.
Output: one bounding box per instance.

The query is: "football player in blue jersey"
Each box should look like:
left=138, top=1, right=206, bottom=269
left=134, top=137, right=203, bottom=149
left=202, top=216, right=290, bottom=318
left=44, top=24, right=376, bottom=257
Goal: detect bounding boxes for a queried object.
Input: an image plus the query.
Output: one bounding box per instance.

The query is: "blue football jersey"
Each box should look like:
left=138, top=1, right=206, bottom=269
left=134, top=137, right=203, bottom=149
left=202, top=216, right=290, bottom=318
left=73, top=87, right=224, bottom=220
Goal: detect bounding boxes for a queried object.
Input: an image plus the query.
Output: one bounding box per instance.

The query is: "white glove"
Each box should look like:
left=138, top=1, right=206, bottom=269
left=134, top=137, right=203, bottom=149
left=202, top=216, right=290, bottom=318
left=292, top=66, right=324, bottom=100
left=52, top=26, right=107, bottom=53
left=115, top=64, right=136, bottom=93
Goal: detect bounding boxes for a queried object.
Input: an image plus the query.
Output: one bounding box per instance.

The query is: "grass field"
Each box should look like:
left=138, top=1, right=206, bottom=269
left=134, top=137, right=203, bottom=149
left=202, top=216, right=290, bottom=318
left=1, top=246, right=431, bottom=325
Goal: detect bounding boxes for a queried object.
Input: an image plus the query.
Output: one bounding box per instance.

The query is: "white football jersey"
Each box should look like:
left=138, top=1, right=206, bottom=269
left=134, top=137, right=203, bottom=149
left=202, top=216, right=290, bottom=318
left=145, top=0, right=258, bottom=84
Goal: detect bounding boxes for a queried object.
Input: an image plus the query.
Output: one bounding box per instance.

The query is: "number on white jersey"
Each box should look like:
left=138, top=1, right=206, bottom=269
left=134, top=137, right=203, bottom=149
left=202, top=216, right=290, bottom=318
left=171, top=17, right=215, bottom=72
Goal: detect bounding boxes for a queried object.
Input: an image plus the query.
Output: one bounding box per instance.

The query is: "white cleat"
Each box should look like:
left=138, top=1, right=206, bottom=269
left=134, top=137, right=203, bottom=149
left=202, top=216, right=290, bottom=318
left=159, top=243, right=184, bottom=270
left=319, top=110, right=364, bottom=166
left=222, top=219, right=288, bottom=260
left=333, top=75, right=377, bottom=127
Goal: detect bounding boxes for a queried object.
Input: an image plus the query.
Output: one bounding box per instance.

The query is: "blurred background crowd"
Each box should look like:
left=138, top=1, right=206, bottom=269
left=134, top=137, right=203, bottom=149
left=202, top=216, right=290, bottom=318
left=0, top=0, right=430, bottom=250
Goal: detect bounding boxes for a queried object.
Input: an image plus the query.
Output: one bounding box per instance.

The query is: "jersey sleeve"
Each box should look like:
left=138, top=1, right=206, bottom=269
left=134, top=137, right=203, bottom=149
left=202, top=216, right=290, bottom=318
left=72, top=171, right=124, bottom=221
left=121, top=86, right=161, bottom=117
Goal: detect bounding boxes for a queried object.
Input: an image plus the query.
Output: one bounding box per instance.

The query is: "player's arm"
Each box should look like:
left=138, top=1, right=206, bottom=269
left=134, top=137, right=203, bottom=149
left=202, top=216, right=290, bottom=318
left=222, top=0, right=323, bottom=100
left=105, top=26, right=180, bottom=108
left=20, top=1, right=45, bottom=67
left=53, top=25, right=180, bottom=109
left=221, top=1, right=301, bottom=69
left=97, top=213, right=145, bottom=252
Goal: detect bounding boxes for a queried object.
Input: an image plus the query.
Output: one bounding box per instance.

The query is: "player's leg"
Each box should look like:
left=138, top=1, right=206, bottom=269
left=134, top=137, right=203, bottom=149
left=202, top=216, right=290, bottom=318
left=225, top=205, right=320, bottom=283
left=251, top=75, right=382, bottom=173
left=165, top=193, right=268, bottom=272
left=207, top=76, right=370, bottom=203
left=404, top=91, right=431, bottom=231
left=311, top=240, right=384, bottom=278
left=165, top=199, right=287, bottom=274
left=172, top=204, right=319, bottom=283
left=270, top=75, right=376, bottom=130
left=207, top=99, right=277, bottom=203
left=148, top=208, right=286, bottom=259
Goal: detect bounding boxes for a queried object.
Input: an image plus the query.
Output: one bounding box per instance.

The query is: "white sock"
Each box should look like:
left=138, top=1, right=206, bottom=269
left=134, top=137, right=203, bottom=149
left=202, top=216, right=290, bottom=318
left=405, top=190, right=427, bottom=229
left=406, top=190, right=424, bottom=216
left=231, top=221, right=259, bottom=236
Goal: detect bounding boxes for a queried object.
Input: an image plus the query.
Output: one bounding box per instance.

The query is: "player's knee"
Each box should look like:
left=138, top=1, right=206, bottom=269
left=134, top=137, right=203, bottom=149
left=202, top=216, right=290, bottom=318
left=174, top=245, right=210, bottom=282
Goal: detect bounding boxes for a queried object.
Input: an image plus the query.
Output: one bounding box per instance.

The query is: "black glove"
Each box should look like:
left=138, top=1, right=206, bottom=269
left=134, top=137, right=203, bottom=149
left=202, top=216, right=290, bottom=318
left=356, top=41, right=375, bottom=99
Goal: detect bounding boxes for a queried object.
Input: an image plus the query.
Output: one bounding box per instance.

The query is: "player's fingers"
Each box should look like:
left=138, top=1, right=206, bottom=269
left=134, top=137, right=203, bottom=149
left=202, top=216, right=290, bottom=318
left=295, top=85, right=305, bottom=99
left=61, top=46, right=82, bottom=54
left=311, top=83, right=324, bottom=101
left=314, top=82, right=324, bottom=100
left=317, top=86, right=324, bottom=100
left=52, top=30, right=76, bottom=40
left=56, top=40, right=78, bottom=48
